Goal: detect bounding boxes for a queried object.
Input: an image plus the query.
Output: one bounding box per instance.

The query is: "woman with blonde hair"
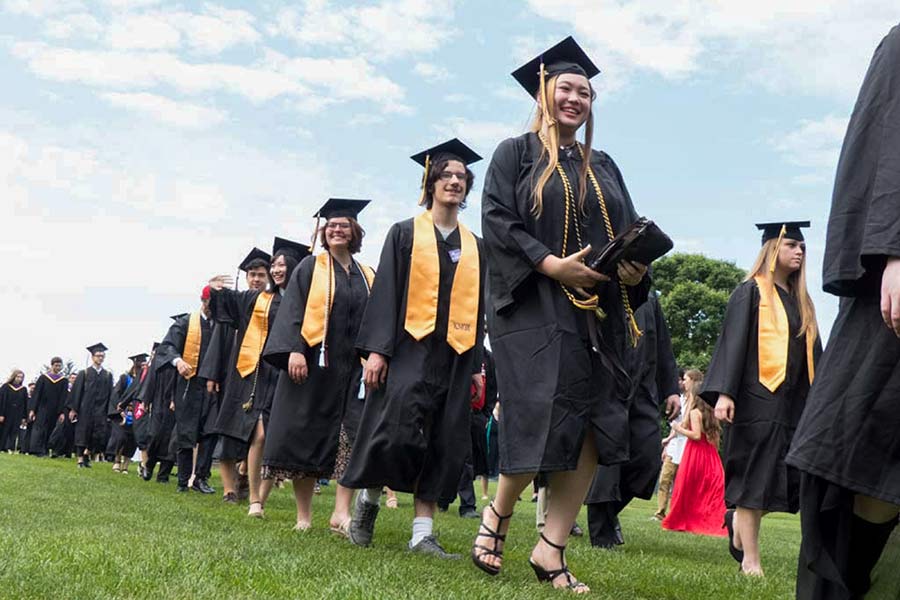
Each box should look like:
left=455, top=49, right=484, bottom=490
left=0, top=369, right=28, bottom=453
left=700, top=221, right=822, bottom=576
left=475, top=37, right=649, bottom=593
left=662, top=370, right=726, bottom=536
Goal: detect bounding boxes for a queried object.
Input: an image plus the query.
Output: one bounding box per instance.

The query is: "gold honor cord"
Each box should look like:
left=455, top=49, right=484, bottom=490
left=236, top=292, right=274, bottom=378
left=182, top=312, right=202, bottom=378
left=537, top=133, right=642, bottom=346
left=301, top=252, right=335, bottom=349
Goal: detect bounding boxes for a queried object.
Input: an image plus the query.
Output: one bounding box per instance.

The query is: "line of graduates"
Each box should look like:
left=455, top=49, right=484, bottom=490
left=5, top=32, right=899, bottom=599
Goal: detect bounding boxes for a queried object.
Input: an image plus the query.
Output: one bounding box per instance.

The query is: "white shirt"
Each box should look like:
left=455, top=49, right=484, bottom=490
left=665, top=395, right=688, bottom=465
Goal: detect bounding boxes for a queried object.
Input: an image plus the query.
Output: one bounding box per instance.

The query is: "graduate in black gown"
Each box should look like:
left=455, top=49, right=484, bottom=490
left=208, top=237, right=309, bottom=517
left=785, top=24, right=900, bottom=599
left=585, top=294, right=680, bottom=549
left=67, top=343, right=114, bottom=468
left=201, top=247, right=270, bottom=503
left=473, top=38, right=649, bottom=592
left=0, top=369, right=28, bottom=453
left=342, top=139, right=486, bottom=559
left=28, top=358, right=68, bottom=456
left=47, top=373, right=79, bottom=459
left=106, top=353, right=147, bottom=474
left=700, top=222, right=821, bottom=576
left=142, top=339, right=178, bottom=483
left=262, top=198, right=374, bottom=533
left=131, top=346, right=155, bottom=478
left=155, top=288, right=214, bottom=493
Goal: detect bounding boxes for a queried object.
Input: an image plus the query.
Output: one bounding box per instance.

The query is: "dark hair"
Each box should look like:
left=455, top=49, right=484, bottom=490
left=244, top=258, right=269, bottom=271
left=423, top=157, right=475, bottom=210
left=51, top=356, right=63, bottom=365
left=320, top=217, right=365, bottom=255
left=272, top=251, right=300, bottom=283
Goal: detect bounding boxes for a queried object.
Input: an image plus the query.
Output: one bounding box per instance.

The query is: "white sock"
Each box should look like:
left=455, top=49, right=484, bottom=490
left=409, top=516, right=433, bottom=547
left=362, top=487, right=382, bottom=506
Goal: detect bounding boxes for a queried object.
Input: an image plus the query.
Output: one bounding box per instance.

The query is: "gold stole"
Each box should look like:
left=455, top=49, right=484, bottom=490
left=182, top=312, right=202, bottom=379
left=301, top=253, right=375, bottom=347
left=8, top=384, right=24, bottom=392
left=404, top=210, right=480, bottom=354
left=235, top=292, right=275, bottom=377
left=754, top=275, right=816, bottom=392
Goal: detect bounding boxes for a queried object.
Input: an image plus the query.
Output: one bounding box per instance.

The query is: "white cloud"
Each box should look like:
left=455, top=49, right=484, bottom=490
left=105, top=12, right=181, bottom=49
left=433, top=117, right=527, bottom=157
left=2, top=0, right=83, bottom=17
left=100, top=92, right=227, bottom=129
left=269, top=0, right=457, bottom=60
left=43, top=12, right=103, bottom=39
left=413, top=62, right=451, bottom=82
left=771, top=114, right=848, bottom=170
left=524, top=0, right=899, bottom=101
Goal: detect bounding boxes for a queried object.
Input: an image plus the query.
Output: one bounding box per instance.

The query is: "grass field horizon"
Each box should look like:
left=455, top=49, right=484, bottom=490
left=1, top=453, right=898, bottom=599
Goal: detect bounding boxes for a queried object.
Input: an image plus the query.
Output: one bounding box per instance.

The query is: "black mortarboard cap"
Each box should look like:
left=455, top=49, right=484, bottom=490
left=410, top=138, right=482, bottom=167
left=129, top=353, right=149, bottom=362
left=314, top=198, right=371, bottom=220
left=272, top=236, right=310, bottom=261
left=170, top=313, right=188, bottom=321
left=86, top=343, right=108, bottom=354
left=512, top=36, right=601, bottom=98
left=755, top=221, right=810, bottom=244
left=239, top=247, right=271, bottom=272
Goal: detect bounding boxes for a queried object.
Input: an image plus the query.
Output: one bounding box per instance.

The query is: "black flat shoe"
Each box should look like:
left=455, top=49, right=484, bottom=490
left=724, top=509, right=744, bottom=564
left=471, top=502, right=512, bottom=576
left=529, top=533, right=590, bottom=593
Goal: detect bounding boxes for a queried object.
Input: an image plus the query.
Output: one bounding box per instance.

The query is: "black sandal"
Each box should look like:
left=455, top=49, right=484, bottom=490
left=471, top=502, right=512, bottom=576
left=529, top=533, right=589, bottom=592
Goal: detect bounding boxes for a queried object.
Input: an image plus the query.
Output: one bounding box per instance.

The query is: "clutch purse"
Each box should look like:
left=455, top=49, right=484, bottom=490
left=586, top=217, right=673, bottom=276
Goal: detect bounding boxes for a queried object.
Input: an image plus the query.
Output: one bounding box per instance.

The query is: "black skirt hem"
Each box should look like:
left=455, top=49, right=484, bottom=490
left=788, top=456, right=900, bottom=506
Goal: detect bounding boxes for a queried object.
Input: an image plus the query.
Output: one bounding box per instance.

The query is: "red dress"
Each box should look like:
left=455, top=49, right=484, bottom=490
left=662, top=425, right=727, bottom=537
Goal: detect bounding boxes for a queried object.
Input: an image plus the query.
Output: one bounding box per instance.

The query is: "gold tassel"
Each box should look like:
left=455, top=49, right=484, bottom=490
left=417, top=154, right=431, bottom=206
left=769, top=224, right=787, bottom=273
left=538, top=60, right=555, bottom=128
left=310, top=216, right=321, bottom=253
left=627, top=308, right=642, bottom=347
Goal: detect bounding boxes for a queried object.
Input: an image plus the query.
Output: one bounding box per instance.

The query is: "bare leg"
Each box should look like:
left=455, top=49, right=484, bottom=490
left=855, top=495, right=900, bottom=523
left=331, top=484, right=355, bottom=528
left=472, top=471, right=534, bottom=571
left=247, top=419, right=266, bottom=505
left=480, top=476, right=489, bottom=500
left=414, top=497, right=436, bottom=519
left=219, top=459, right=237, bottom=496
left=735, top=507, right=764, bottom=575
left=529, top=435, right=598, bottom=593
left=292, top=477, right=316, bottom=529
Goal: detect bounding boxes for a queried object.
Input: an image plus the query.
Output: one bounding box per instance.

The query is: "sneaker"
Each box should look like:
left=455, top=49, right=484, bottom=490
left=409, top=536, right=460, bottom=560
left=570, top=522, right=584, bottom=537
left=459, top=507, right=480, bottom=519
left=223, top=492, right=238, bottom=504
left=348, top=493, right=380, bottom=547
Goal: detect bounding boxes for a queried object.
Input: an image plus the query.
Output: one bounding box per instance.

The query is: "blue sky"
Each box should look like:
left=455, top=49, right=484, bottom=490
left=1, top=0, right=898, bottom=378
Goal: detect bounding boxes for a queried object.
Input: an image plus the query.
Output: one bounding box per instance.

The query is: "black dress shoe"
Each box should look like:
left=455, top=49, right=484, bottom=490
left=157, top=476, right=170, bottom=484
left=192, top=479, right=215, bottom=494
left=176, top=485, right=189, bottom=493
left=614, top=518, right=625, bottom=545
left=459, top=508, right=480, bottom=519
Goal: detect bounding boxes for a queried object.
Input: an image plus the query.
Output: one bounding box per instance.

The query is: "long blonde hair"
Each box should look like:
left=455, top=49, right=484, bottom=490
left=528, top=74, right=595, bottom=218
left=744, top=238, right=818, bottom=346
left=5, top=369, right=24, bottom=387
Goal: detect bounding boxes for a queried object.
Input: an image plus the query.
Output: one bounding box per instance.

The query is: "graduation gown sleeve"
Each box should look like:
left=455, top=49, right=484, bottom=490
left=653, top=299, right=681, bottom=402
left=262, top=255, right=315, bottom=371
left=156, top=316, right=189, bottom=369
left=28, top=377, right=43, bottom=414
left=699, top=281, right=756, bottom=406
left=355, top=224, right=405, bottom=359
left=67, top=370, right=86, bottom=413
left=482, top=137, right=554, bottom=313
left=198, top=322, right=231, bottom=382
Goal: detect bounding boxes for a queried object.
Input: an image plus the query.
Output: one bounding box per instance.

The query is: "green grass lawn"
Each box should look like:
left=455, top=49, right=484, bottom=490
left=1, top=453, right=898, bottom=599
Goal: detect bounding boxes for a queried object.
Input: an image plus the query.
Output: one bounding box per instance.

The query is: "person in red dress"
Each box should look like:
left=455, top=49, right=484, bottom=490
left=662, top=376, right=726, bottom=537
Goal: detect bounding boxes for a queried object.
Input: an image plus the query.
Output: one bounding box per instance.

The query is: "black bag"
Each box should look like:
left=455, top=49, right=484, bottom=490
left=587, top=217, right=673, bottom=275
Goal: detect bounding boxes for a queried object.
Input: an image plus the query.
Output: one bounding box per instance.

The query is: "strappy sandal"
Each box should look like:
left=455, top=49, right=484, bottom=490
left=471, top=502, right=512, bottom=576
left=385, top=496, right=398, bottom=509
left=529, top=533, right=590, bottom=593
left=330, top=518, right=351, bottom=539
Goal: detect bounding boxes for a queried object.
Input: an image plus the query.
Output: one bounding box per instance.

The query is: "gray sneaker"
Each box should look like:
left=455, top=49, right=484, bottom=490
left=409, top=535, right=461, bottom=560
left=348, top=493, right=380, bottom=547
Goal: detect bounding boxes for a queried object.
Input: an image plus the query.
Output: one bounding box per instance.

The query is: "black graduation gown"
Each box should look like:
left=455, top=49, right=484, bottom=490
left=140, top=355, right=177, bottom=463
left=340, top=220, right=486, bottom=502
left=210, top=288, right=281, bottom=442
left=197, top=321, right=233, bottom=438
left=105, top=374, right=134, bottom=456
left=48, top=385, right=76, bottom=457
left=155, top=314, right=212, bottom=450
left=0, top=384, right=28, bottom=452
left=481, top=132, right=650, bottom=474
left=28, top=374, right=68, bottom=455
left=699, top=280, right=821, bottom=512
left=262, top=254, right=370, bottom=477
left=587, top=294, right=680, bottom=504
left=129, top=368, right=152, bottom=450
left=67, top=367, right=114, bottom=452
left=470, top=349, right=495, bottom=478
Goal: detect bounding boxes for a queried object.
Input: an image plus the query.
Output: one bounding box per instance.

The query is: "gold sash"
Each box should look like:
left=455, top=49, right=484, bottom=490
left=236, top=292, right=274, bottom=377
left=404, top=210, right=480, bottom=354
left=754, top=275, right=816, bottom=392
left=301, top=253, right=374, bottom=347
left=182, top=312, right=202, bottom=379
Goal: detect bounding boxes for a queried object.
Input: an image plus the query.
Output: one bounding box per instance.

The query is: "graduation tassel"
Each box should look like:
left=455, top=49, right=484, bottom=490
left=769, top=224, right=787, bottom=273
left=538, top=59, right=555, bottom=129
left=318, top=252, right=333, bottom=369
left=310, top=216, right=321, bottom=253
left=417, top=154, right=431, bottom=206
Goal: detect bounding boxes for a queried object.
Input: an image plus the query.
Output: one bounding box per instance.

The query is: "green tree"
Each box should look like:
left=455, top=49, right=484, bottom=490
left=40, top=359, right=77, bottom=377
left=653, top=253, right=745, bottom=371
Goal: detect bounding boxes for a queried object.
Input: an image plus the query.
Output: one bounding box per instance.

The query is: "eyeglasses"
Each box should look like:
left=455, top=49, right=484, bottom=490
left=438, top=171, right=468, bottom=182
left=325, top=222, right=351, bottom=230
